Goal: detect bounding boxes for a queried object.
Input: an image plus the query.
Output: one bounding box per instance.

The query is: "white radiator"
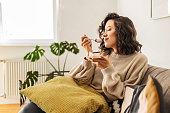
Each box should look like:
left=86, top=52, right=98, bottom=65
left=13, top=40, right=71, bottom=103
left=3, top=60, right=47, bottom=97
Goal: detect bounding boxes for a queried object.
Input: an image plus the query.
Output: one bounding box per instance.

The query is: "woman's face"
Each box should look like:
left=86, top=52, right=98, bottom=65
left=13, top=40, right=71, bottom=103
left=103, top=19, right=117, bottom=50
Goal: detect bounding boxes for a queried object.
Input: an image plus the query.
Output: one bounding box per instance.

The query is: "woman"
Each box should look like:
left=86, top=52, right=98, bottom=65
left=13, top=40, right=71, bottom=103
left=70, top=12, right=148, bottom=112
left=19, top=12, right=148, bottom=113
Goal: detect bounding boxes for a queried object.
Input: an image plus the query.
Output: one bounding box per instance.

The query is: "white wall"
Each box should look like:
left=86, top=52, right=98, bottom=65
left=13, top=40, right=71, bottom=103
left=117, top=0, right=170, bottom=69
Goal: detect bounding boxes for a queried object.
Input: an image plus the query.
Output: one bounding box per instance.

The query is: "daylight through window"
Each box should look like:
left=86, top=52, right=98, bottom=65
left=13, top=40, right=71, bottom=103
left=0, top=0, right=56, bottom=45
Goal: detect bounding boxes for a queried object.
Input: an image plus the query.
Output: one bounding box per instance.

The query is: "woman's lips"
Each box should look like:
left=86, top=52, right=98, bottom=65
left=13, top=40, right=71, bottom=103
left=104, top=37, right=109, bottom=42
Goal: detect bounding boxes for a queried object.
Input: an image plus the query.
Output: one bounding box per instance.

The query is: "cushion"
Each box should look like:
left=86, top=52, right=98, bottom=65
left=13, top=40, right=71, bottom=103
left=20, top=76, right=111, bottom=113
left=138, top=76, right=164, bottom=113
left=141, top=65, right=170, bottom=113
left=120, top=86, right=134, bottom=113
left=121, top=75, right=164, bottom=113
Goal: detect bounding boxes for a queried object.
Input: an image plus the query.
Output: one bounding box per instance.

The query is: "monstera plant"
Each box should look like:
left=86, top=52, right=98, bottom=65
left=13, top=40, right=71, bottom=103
left=19, top=41, right=79, bottom=106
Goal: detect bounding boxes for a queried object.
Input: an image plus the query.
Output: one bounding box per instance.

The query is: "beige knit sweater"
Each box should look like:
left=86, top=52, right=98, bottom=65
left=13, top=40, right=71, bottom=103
left=70, top=52, right=148, bottom=102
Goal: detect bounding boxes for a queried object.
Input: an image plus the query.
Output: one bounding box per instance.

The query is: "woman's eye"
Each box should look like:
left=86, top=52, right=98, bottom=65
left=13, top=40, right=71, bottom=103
left=104, top=28, right=111, bottom=32
left=107, top=28, right=111, bottom=31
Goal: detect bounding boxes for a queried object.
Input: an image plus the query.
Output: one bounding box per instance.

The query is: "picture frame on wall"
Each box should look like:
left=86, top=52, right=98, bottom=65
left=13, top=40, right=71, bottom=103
left=151, top=0, right=170, bottom=19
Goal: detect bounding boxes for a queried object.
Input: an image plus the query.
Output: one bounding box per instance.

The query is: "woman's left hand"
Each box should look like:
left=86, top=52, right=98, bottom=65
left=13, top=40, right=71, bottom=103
left=90, top=55, right=112, bottom=69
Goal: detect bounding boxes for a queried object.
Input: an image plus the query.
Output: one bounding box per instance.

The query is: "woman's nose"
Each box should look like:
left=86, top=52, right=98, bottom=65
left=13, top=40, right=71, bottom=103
left=103, top=32, right=107, bottom=37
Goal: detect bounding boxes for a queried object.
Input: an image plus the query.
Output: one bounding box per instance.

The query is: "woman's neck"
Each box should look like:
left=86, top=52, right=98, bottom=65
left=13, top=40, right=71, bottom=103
left=113, top=48, right=117, bottom=54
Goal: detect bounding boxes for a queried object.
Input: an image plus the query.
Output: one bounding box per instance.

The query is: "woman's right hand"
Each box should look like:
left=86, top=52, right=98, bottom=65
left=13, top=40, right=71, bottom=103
left=81, top=34, right=92, bottom=56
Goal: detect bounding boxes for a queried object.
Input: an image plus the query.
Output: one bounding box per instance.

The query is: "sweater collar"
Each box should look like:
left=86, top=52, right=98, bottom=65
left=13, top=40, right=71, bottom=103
left=110, top=51, right=137, bottom=58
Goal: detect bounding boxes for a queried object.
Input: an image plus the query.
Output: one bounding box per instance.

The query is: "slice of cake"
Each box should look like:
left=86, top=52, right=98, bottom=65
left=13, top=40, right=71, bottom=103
left=88, top=52, right=101, bottom=59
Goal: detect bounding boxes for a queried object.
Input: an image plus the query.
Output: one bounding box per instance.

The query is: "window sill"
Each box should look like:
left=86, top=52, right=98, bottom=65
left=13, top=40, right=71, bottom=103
left=0, top=39, right=57, bottom=46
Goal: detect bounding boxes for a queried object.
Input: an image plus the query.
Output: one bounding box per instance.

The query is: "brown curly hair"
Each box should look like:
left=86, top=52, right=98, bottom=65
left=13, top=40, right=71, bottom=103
left=98, top=13, right=142, bottom=55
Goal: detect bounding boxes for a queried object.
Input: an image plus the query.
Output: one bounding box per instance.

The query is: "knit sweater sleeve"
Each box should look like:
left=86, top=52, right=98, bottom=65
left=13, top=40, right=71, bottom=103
left=69, top=59, right=96, bottom=85
left=101, top=54, right=148, bottom=101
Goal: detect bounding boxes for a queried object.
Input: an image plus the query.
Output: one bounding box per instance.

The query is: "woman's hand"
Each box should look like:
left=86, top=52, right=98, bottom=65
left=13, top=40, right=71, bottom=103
left=90, top=55, right=112, bottom=69
left=81, top=34, right=92, bottom=56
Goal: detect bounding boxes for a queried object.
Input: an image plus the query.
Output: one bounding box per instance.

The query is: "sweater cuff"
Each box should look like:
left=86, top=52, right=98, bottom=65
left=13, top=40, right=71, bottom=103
left=83, top=59, right=92, bottom=67
left=101, top=65, right=114, bottom=78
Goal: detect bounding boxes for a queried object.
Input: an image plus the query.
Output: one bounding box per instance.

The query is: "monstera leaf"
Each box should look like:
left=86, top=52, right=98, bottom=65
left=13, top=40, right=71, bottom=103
left=19, top=80, right=26, bottom=106
left=66, top=43, right=79, bottom=54
left=24, top=45, right=45, bottom=62
left=19, top=71, right=39, bottom=106
left=50, top=41, right=79, bottom=56
left=22, top=71, right=39, bottom=89
left=50, top=41, right=69, bottom=56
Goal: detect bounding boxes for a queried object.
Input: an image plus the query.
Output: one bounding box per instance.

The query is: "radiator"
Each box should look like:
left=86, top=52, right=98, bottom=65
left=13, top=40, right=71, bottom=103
left=3, top=60, right=47, bottom=97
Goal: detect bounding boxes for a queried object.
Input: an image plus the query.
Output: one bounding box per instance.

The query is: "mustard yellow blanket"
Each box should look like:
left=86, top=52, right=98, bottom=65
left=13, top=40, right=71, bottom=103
left=20, top=76, right=111, bottom=113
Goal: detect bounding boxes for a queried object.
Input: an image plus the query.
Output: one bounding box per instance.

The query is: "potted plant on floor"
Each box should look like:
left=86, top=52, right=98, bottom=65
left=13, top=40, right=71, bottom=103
left=19, top=41, right=79, bottom=106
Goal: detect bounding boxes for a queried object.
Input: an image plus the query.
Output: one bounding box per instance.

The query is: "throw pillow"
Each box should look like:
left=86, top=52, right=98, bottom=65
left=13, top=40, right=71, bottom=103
left=138, top=75, right=164, bottom=113
left=20, top=76, right=111, bottom=113
left=123, top=75, right=163, bottom=113
left=120, top=86, right=134, bottom=113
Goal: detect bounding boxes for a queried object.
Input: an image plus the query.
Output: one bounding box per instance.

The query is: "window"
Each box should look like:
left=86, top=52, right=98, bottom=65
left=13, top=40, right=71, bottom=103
left=0, top=0, right=58, bottom=46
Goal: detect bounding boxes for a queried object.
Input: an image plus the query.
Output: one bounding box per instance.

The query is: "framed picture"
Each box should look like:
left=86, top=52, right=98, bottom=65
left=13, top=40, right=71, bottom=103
left=151, top=0, right=170, bottom=19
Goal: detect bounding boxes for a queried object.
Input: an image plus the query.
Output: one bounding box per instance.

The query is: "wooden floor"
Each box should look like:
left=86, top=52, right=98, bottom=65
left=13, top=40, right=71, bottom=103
left=0, top=104, right=23, bottom=113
